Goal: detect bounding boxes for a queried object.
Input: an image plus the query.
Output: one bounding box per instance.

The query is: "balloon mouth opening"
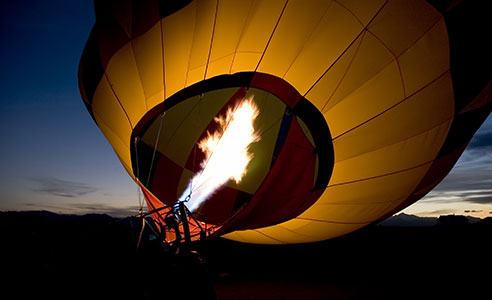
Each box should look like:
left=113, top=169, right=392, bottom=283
left=130, top=72, right=334, bottom=235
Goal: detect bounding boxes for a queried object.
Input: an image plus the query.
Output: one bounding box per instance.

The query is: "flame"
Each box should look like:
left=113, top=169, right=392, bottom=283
left=178, top=96, right=260, bottom=212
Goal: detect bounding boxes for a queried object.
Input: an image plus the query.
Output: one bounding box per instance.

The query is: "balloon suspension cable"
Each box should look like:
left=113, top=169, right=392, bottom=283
left=137, top=186, right=144, bottom=216
left=134, top=137, right=144, bottom=216
left=189, top=93, right=203, bottom=193
left=146, top=111, right=165, bottom=188
left=168, top=195, right=203, bottom=232
left=132, top=194, right=206, bottom=254
left=133, top=97, right=209, bottom=253
left=134, top=112, right=167, bottom=251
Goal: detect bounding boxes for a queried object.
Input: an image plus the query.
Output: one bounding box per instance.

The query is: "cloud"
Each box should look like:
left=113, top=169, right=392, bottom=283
left=30, top=177, right=97, bottom=198
left=422, top=189, right=492, bottom=204
left=463, top=195, right=492, bottom=204
left=467, top=130, right=492, bottom=149
left=412, top=209, right=456, bottom=216
left=429, top=146, right=492, bottom=206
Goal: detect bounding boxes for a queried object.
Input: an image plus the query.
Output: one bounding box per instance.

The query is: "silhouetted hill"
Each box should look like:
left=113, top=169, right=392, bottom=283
left=0, top=210, right=115, bottom=223
left=378, top=212, right=483, bottom=227
left=479, top=216, right=492, bottom=225
left=378, top=213, right=438, bottom=226
left=1, top=210, right=490, bottom=299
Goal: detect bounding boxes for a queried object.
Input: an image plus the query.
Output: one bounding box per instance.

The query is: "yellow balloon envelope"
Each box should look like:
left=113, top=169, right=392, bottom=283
left=79, top=0, right=492, bottom=244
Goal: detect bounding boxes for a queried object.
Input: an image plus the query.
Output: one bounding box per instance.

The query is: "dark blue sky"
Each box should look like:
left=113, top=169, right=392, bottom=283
left=0, top=1, right=138, bottom=216
left=0, top=1, right=491, bottom=218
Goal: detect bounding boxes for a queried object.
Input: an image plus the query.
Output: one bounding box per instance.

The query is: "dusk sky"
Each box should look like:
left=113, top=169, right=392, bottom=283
left=1, top=1, right=491, bottom=219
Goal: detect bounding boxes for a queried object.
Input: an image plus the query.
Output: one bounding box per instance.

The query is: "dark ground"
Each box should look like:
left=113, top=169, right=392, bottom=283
left=1, top=211, right=490, bottom=299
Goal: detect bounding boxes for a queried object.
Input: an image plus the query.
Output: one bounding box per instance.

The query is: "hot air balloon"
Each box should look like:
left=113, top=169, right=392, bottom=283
left=79, top=0, right=492, bottom=244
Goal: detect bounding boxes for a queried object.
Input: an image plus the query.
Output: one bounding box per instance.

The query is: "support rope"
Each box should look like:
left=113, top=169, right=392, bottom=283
left=146, top=112, right=165, bottom=188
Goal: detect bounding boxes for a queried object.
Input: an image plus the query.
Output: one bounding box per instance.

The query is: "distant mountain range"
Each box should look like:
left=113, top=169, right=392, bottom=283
left=0, top=210, right=118, bottom=227
left=378, top=213, right=437, bottom=227
left=0, top=210, right=487, bottom=228
left=378, top=213, right=483, bottom=227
